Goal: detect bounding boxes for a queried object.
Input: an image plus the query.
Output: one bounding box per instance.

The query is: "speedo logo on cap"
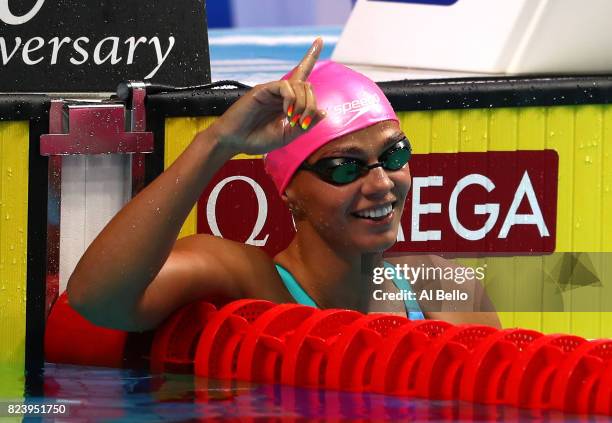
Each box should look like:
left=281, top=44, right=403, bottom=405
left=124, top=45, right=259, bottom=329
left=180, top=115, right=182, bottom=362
left=330, top=92, right=382, bottom=125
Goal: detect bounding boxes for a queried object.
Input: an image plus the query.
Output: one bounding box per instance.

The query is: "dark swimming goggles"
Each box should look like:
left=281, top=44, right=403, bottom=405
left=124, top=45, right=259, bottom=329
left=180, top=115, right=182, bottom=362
left=299, top=138, right=412, bottom=185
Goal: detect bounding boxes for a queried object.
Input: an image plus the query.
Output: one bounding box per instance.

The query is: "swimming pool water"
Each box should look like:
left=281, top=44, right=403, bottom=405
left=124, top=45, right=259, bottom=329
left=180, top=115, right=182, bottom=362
left=1, top=362, right=606, bottom=422
left=208, top=26, right=339, bottom=85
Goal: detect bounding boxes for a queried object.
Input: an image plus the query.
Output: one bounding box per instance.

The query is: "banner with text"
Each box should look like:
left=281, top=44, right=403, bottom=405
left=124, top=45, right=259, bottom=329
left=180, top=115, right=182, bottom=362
left=0, top=0, right=210, bottom=92
left=197, top=150, right=559, bottom=256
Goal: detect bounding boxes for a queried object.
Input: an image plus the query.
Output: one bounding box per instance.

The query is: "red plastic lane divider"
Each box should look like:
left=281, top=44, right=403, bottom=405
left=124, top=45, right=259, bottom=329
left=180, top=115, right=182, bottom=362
left=596, top=359, right=612, bottom=415
left=281, top=309, right=363, bottom=387
left=416, top=325, right=499, bottom=400
left=505, top=334, right=586, bottom=410
left=46, top=296, right=612, bottom=417
left=460, top=328, right=543, bottom=404
left=236, top=304, right=318, bottom=383
left=149, top=302, right=217, bottom=374
left=194, top=299, right=275, bottom=379
left=371, top=320, right=453, bottom=396
left=45, top=292, right=130, bottom=368
left=325, top=314, right=410, bottom=392
left=551, top=339, right=612, bottom=415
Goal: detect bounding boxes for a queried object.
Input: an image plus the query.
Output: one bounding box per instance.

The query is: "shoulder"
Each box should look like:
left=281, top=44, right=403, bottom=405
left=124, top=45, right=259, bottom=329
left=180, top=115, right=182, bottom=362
left=175, top=234, right=293, bottom=303
left=175, top=233, right=271, bottom=265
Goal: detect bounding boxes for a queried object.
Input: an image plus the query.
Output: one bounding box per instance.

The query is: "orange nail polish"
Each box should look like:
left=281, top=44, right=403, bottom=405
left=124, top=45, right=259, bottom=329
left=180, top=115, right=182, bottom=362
left=301, top=115, right=312, bottom=130
left=287, top=104, right=294, bottom=117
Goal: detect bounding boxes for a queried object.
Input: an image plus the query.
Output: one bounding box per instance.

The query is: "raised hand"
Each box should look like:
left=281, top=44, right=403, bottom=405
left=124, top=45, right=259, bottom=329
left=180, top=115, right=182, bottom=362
left=210, top=38, right=326, bottom=155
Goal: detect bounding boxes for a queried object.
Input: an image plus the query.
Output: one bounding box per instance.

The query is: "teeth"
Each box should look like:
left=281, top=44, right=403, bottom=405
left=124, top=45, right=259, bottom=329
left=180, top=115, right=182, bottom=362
left=355, top=204, right=393, bottom=219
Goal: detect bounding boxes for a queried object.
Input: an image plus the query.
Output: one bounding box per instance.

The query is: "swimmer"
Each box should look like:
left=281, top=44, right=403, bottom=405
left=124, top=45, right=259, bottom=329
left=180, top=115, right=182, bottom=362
left=67, top=38, right=500, bottom=331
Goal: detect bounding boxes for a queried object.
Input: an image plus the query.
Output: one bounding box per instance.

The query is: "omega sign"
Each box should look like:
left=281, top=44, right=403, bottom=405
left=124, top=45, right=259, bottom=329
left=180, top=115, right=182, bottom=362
left=0, top=0, right=210, bottom=92
left=197, top=151, right=559, bottom=256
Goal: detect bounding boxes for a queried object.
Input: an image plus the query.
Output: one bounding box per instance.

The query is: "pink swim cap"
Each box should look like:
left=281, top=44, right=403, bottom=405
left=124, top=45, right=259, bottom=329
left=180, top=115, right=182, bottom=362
left=264, top=60, right=398, bottom=194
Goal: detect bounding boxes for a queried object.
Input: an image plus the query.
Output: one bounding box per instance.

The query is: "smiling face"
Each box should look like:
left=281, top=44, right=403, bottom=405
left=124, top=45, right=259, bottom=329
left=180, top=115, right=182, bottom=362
left=284, top=121, right=412, bottom=254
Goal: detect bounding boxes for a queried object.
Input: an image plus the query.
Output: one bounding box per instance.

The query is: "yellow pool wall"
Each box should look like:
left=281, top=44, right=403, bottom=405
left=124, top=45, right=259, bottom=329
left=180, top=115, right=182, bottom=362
left=165, top=104, right=612, bottom=338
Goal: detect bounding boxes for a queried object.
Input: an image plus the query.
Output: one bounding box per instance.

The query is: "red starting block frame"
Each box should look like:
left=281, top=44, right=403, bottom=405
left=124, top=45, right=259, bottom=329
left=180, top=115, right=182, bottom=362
left=45, top=293, right=130, bottom=368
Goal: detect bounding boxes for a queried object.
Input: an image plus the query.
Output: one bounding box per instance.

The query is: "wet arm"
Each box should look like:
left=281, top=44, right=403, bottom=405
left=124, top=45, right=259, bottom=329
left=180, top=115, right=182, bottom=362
left=66, top=127, right=237, bottom=330
left=67, top=38, right=325, bottom=331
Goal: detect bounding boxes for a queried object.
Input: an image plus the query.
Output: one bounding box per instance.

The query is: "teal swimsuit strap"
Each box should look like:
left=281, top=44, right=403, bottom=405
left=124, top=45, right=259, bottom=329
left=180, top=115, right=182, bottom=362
left=275, top=262, right=425, bottom=320
left=275, top=264, right=317, bottom=307
left=383, top=262, right=425, bottom=321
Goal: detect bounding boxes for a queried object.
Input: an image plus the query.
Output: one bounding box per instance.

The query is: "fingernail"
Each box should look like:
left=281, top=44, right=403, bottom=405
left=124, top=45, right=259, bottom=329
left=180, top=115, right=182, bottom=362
left=290, top=114, right=301, bottom=127
left=287, top=104, right=294, bottom=118
left=301, top=115, right=312, bottom=130
left=311, top=38, right=320, bottom=54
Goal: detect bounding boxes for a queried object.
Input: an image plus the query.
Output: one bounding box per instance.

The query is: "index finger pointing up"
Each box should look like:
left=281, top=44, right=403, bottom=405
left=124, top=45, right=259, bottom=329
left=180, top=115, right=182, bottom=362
left=288, top=37, right=323, bottom=82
